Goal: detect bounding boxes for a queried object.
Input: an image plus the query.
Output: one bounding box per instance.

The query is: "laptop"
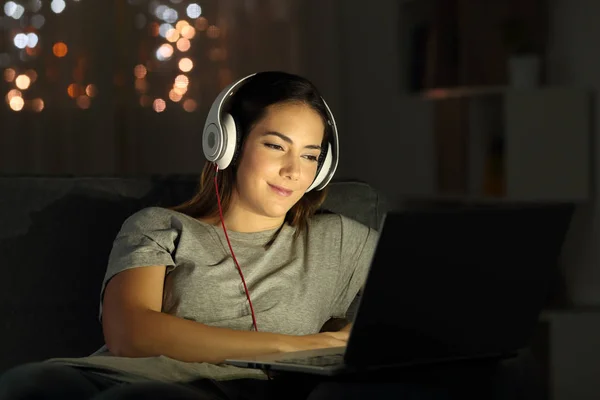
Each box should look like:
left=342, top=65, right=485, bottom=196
left=225, top=204, right=574, bottom=376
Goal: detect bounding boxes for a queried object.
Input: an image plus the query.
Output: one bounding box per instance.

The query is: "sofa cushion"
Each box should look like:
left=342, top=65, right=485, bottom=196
left=322, top=181, right=390, bottom=230
left=0, top=177, right=152, bottom=372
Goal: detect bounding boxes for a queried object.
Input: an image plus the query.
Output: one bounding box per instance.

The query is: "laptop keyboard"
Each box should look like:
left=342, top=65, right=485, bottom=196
left=278, top=353, right=344, bottom=367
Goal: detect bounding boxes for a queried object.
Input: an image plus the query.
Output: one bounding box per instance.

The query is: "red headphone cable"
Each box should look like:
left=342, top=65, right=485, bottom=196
left=213, top=163, right=259, bottom=332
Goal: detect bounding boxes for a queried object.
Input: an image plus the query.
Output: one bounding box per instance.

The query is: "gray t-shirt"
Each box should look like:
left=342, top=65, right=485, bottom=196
left=46, top=207, right=379, bottom=383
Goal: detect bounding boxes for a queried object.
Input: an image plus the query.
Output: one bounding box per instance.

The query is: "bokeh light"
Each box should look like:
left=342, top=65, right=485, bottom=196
left=26, top=33, right=39, bottom=48
left=134, top=64, right=147, bottom=79
left=9, top=95, right=24, bottom=111
left=166, top=28, right=179, bottom=43
left=13, top=33, right=28, bottom=49
left=173, top=86, right=187, bottom=96
left=159, top=23, right=173, bottom=38
left=183, top=99, right=197, bottom=112
left=86, top=84, right=98, bottom=97
left=174, top=74, right=189, bottom=89
left=25, top=46, right=38, bottom=57
left=67, top=83, right=84, bottom=98
left=4, top=2, right=25, bottom=19
left=15, top=74, right=31, bottom=90
left=178, top=58, right=193, bottom=72
left=53, top=42, right=68, bottom=57
left=31, top=14, right=45, bottom=29
left=31, top=98, right=44, bottom=112
left=181, top=25, right=196, bottom=40
left=195, top=17, right=208, bottom=31
left=186, top=4, right=202, bottom=19
left=175, top=20, right=189, bottom=31
left=153, top=98, right=166, bottom=112
left=6, top=89, right=22, bottom=102
left=51, top=0, right=66, bottom=14
left=207, top=25, right=220, bottom=39
left=168, top=89, right=182, bottom=102
left=176, top=38, right=191, bottom=52
left=25, top=69, right=38, bottom=83
left=76, top=95, right=91, bottom=109
left=4, top=68, right=16, bottom=82
left=30, top=0, right=43, bottom=13
left=135, top=78, right=148, bottom=93
left=149, top=22, right=159, bottom=37
left=156, top=43, right=173, bottom=61
left=161, top=8, right=178, bottom=24
left=4, top=2, right=17, bottom=17
left=128, top=1, right=209, bottom=112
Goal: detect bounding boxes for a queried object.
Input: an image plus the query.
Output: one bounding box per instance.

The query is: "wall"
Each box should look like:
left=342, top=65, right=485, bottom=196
left=331, top=0, right=600, bottom=306
left=335, top=0, right=402, bottom=182
left=545, top=0, right=600, bottom=306
left=544, top=1, right=600, bottom=397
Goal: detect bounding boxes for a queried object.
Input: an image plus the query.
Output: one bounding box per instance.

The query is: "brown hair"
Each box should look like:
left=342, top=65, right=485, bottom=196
left=170, top=71, right=333, bottom=235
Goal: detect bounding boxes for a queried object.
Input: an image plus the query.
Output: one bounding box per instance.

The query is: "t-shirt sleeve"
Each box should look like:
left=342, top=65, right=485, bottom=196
left=98, top=207, right=179, bottom=321
left=330, top=215, right=380, bottom=318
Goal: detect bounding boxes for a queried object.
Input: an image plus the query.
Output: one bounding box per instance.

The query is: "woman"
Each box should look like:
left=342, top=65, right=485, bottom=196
left=0, top=72, right=387, bottom=399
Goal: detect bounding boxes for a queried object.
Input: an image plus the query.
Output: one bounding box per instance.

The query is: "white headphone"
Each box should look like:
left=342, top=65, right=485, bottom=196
left=202, top=73, right=339, bottom=192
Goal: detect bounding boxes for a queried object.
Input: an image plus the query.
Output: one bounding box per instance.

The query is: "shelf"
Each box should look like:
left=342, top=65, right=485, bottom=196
left=391, top=86, right=592, bottom=202
left=398, top=1, right=548, bottom=92
left=417, top=86, right=509, bottom=99
left=410, top=85, right=589, bottom=100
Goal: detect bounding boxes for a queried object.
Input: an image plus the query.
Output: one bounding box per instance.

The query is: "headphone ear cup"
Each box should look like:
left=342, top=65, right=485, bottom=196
left=306, top=142, right=333, bottom=192
left=215, top=112, right=238, bottom=170
left=229, top=118, right=244, bottom=168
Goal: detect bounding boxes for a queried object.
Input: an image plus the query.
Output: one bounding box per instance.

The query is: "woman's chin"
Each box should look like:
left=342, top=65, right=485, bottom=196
left=261, top=205, right=292, bottom=220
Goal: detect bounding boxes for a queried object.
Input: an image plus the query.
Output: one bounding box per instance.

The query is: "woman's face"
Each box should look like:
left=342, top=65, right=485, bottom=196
left=233, top=102, right=325, bottom=221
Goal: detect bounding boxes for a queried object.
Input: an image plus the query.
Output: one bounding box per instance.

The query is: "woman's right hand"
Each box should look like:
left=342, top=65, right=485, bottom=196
left=279, top=331, right=349, bottom=353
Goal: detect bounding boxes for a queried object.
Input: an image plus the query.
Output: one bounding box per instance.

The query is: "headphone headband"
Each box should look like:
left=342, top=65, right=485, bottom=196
left=202, top=73, right=339, bottom=192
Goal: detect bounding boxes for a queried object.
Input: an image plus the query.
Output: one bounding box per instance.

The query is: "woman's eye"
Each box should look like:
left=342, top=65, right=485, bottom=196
left=264, top=143, right=283, bottom=151
left=264, top=143, right=318, bottom=162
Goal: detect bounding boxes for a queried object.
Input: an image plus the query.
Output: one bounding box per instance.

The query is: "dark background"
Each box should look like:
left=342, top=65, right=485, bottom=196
left=1, top=1, right=599, bottom=398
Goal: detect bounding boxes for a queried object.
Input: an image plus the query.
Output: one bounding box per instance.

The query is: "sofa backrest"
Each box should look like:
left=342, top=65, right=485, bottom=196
left=0, top=175, right=389, bottom=372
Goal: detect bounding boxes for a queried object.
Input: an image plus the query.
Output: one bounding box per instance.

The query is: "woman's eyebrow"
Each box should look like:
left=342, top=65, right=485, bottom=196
left=262, top=131, right=322, bottom=150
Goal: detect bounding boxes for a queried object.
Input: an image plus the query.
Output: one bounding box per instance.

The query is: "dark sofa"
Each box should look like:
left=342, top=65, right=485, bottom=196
left=0, top=175, right=545, bottom=398
left=0, top=175, right=390, bottom=372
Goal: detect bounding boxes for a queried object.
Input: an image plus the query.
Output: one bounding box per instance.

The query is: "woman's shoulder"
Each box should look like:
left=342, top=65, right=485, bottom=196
left=124, top=206, right=176, bottom=224
left=121, top=206, right=198, bottom=232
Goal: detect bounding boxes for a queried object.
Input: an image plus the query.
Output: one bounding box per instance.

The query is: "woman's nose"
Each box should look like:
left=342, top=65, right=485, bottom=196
left=281, top=156, right=300, bottom=181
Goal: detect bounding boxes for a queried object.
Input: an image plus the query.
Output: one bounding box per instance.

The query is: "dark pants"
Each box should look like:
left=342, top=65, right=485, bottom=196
left=0, top=363, right=270, bottom=400
left=0, top=361, right=531, bottom=400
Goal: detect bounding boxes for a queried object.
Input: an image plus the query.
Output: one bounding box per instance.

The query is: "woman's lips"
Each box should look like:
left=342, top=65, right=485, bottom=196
left=269, top=184, right=293, bottom=197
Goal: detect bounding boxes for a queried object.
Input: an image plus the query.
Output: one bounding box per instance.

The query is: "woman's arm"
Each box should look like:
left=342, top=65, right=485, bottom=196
left=102, top=266, right=347, bottom=364
left=339, top=323, right=352, bottom=332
